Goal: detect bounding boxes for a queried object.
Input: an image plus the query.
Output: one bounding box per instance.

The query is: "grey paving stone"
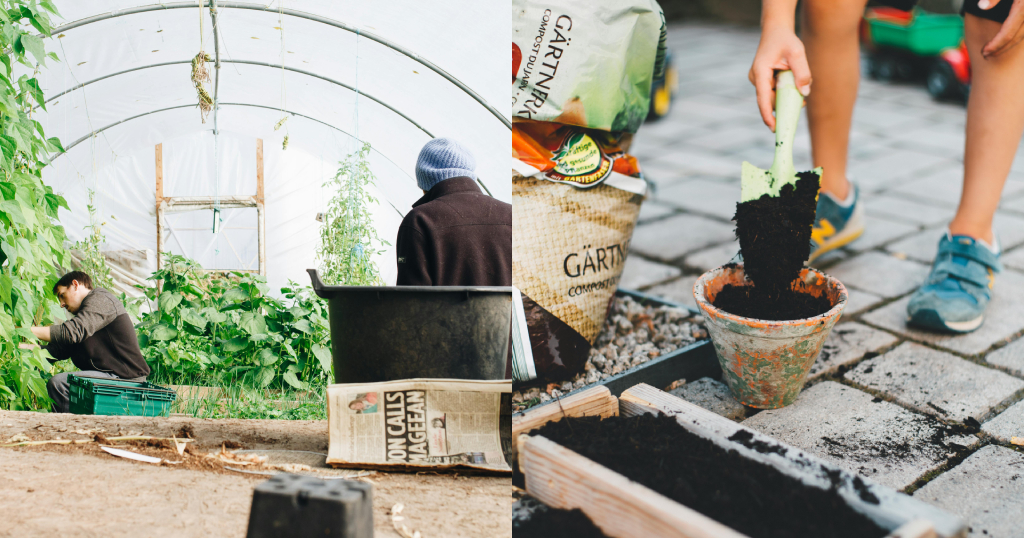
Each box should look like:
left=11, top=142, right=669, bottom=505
left=642, top=148, right=740, bottom=181
left=852, top=103, right=928, bottom=132
left=886, top=227, right=946, bottom=264
left=807, top=322, right=900, bottom=381
left=810, top=246, right=855, bottom=268
left=629, top=214, right=736, bottom=261
left=619, top=256, right=682, bottom=291
left=641, top=121, right=717, bottom=146
left=890, top=123, right=966, bottom=156
left=660, top=96, right=756, bottom=129
left=860, top=269, right=1024, bottom=355
left=892, top=167, right=1024, bottom=208
left=656, top=178, right=739, bottom=220
left=913, top=445, right=1024, bottom=538
left=638, top=160, right=690, bottom=188
left=987, top=335, right=1024, bottom=376
left=742, top=381, right=977, bottom=490
left=845, top=215, right=919, bottom=253
left=668, top=377, right=746, bottom=421
left=845, top=342, right=1024, bottom=421
left=841, top=287, right=886, bottom=318
left=637, top=200, right=675, bottom=224
left=1001, top=246, right=1024, bottom=272
left=999, top=192, right=1024, bottom=214
left=982, top=399, right=1024, bottom=443
left=644, top=274, right=700, bottom=310
left=686, top=124, right=774, bottom=153
left=865, top=194, right=953, bottom=226
left=684, top=240, right=739, bottom=273
left=825, top=251, right=931, bottom=298
left=846, top=149, right=953, bottom=193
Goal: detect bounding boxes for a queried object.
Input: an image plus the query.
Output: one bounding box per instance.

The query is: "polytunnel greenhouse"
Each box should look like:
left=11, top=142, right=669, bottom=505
left=0, top=2, right=512, bottom=533
left=35, top=0, right=509, bottom=294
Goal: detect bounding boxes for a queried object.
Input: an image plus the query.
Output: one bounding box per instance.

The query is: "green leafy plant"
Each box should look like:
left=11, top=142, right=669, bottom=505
left=0, top=1, right=72, bottom=411
left=135, top=254, right=333, bottom=391
left=70, top=189, right=113, bottom=290
left=316, top=141, right=388, bottom=285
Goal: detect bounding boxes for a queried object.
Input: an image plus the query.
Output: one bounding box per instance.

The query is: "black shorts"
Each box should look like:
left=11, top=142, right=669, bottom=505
left=876, top=0, right=1011, bottom=23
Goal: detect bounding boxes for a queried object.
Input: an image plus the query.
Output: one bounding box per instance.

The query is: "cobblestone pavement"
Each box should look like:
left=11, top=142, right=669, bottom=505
left=623, top=22, right=1024, bottom=536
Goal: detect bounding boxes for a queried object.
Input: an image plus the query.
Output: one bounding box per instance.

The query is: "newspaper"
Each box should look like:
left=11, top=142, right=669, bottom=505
left=326, top=378, right=512, bottom=473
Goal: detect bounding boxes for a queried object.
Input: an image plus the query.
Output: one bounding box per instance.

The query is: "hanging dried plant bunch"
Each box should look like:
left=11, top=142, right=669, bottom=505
left=191, top=52, right=214, bottom=122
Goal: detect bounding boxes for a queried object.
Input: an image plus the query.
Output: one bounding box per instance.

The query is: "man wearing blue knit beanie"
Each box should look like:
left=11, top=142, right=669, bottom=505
left=395, top=138, right=512, bottom=287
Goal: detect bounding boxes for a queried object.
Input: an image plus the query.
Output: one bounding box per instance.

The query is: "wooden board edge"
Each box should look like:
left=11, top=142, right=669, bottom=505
left=512, top=385, right=618, bottom=437
left=520, top=434, right=749, bottom=538
left=885, top=520, right=937, bottom=538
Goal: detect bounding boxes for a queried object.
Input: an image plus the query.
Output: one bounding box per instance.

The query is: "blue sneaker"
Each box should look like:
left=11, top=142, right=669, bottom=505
left=906, top=234, right=1001, bottom=333
left=808, top=183, right=865, bottom=264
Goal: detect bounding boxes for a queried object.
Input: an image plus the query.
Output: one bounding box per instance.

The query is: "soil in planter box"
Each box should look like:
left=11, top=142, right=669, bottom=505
left=513, top=507, right=611, bottom=538
left=533, top=414, right=888, bottom=538
left=718, top=171, right=830, bottom=321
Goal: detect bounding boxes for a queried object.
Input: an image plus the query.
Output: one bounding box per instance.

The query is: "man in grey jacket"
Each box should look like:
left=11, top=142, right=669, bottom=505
left=29, top=271, right=150, bottom=413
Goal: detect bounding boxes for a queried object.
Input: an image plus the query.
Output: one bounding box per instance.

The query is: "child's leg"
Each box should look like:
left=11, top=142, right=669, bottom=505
left=800, top=0, right=870, bottom=200
left=950, top=13, right=1024, bottom=244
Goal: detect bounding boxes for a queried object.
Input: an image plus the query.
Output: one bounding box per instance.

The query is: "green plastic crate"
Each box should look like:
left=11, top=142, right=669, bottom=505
left=868, top=11, right=963, bottom=56
left=68, top=375, right=177, bottom=416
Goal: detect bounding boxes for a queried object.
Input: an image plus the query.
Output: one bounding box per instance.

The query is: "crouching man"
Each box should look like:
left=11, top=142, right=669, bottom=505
left=29, top=271, right=150, bottom=413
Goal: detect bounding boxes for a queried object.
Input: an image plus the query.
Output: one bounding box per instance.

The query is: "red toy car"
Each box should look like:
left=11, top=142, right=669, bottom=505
left=860, top=7, right=970, bottom=102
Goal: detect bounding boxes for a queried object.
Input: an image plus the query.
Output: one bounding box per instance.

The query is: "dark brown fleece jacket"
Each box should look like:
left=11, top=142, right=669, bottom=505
left=395, top=177, right=512, bottom=287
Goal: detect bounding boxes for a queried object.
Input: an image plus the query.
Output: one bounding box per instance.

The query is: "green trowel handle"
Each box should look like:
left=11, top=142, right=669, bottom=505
left=768, top=70, right=804, bottom=185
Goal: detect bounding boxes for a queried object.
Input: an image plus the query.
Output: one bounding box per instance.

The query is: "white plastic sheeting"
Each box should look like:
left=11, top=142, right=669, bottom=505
left=31, top=1, right=508, bottom=293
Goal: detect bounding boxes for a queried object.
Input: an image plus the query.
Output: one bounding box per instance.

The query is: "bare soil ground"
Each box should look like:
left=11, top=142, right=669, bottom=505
left=0, top=411, right=512, bottom=538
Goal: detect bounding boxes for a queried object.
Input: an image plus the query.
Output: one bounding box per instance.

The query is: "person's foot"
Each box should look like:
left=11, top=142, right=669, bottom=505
left=808, top=183, right=865, bottom=264
left=906, top=234, right=1001, bottom=334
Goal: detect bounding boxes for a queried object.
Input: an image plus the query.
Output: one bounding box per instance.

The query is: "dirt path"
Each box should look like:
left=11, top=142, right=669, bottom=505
left=0, top=411, right=512, bottom=538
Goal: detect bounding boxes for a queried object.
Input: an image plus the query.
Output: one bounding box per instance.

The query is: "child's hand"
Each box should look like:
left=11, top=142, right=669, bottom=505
left=748, top=27, right=812, bottom=132
left=979, top=0, right=1024, bottom=58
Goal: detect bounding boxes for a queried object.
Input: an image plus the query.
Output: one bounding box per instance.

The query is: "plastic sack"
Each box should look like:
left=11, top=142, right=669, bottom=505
left=511, top=122, right=646, bottom=382
left=512, top=0, right=667, bottom=133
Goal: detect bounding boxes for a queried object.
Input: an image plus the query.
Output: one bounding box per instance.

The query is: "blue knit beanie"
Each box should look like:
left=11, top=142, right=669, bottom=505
left=415, top=138, right=477, bottom=191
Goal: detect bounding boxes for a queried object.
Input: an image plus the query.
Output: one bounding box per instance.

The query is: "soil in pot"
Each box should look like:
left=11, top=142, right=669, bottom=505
left=717, top=171, right=830, bottom=321
left=532, top=414, right=888, bottom=538
left=712, top=282, right=831, bottom=321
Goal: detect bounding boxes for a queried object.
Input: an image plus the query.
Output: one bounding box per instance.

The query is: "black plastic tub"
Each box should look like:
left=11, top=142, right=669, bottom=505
left=308, top=269, right=512, bottom=383
left=513, top=288, right=720, bottom=418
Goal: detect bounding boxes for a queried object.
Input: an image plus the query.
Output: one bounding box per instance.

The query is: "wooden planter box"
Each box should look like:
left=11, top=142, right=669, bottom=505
left=514, top=288, right=721, bottom=419
left=516, top=383, right=967, bottom=538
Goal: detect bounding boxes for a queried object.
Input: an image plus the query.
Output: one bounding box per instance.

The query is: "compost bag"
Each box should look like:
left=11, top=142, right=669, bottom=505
left=512, top=0, right=667, bottom=133
left=512, top=122, right=646, bottom=383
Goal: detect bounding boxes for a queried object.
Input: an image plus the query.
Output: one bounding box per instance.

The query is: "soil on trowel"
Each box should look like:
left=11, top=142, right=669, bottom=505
left=719, top=171, right=828, bottom=320
left=513, top=507, right=610, bottom=538
left=713, top=282, right=831, bottom=321
left=533, top=414, right=888, bottom=538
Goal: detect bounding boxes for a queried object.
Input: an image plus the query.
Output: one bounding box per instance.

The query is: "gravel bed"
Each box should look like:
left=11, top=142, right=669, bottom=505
left=513, top=294, right=707, bottom=413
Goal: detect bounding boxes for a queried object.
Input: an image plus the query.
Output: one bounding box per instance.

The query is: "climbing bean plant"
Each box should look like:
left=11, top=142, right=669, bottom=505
left=0, top=0, right=73, bottom=410
left=316, top=142, right=388, bottom=285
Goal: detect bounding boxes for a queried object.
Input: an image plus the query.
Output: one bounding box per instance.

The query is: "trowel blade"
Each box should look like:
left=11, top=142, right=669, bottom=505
left=741, top=161, right=772, bottom=203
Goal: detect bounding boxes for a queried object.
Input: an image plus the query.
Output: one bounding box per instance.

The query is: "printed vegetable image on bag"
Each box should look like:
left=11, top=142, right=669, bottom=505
left=512, top=0, right=666, bottom=133
left=512, top=123, right=647, bottom=382
left=513, top=121, right=645, bottom=193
